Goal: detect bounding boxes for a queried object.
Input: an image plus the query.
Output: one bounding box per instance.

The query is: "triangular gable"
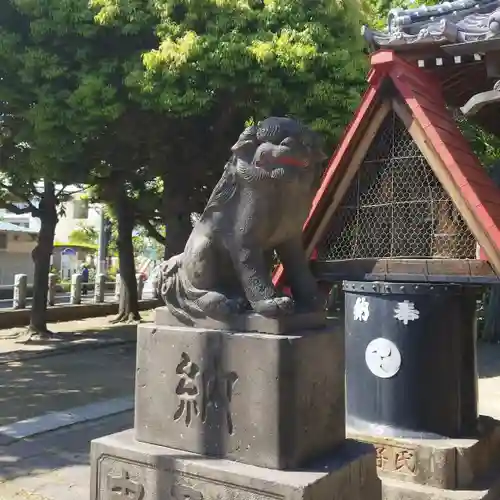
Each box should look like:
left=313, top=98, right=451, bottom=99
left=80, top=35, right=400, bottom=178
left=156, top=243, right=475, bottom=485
left=273, top=50, right=500, bottom=287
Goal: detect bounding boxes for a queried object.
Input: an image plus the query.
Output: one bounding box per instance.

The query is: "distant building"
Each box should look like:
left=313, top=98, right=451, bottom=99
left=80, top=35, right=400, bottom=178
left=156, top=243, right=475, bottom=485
left=0, top=186, right=105, bottom=280
left=54, top=193, right=102, bottom=244
left=0, top=186, right=102, bottom=246
left=0, top=202, right=37, bottom=231
left=0, top=221, right=38, bottom=285
left=52, top=243, right=96, bottom=280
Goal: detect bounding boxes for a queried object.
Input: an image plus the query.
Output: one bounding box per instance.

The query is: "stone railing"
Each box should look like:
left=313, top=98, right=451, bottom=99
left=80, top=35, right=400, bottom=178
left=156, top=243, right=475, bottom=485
left=0, top=273, right=161, bottom=329
left=2, top=273, right=159, bottom=310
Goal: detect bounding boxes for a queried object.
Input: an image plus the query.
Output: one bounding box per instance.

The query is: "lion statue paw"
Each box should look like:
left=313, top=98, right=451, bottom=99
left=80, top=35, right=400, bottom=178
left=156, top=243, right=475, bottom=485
left=252, top=296, right=294, bottom=317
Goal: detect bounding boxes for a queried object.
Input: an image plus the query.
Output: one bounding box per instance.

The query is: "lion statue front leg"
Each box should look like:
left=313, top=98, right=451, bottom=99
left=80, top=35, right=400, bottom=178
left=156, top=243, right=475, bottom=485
left=227, top=243, right=294, bottom=317
left=275, top=238, right=322, bottom=312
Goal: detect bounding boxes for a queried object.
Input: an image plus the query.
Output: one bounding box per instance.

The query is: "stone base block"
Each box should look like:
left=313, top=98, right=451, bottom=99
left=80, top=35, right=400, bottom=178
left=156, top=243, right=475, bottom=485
left=348, top=416, right=500, bottom=490
left=381, top=476, right=500, bottom=500
left=90, top=429, right=381, bottom=500
left=135, top=318, right=344, bottom=469
left=155, top=307, right=327, bottom=335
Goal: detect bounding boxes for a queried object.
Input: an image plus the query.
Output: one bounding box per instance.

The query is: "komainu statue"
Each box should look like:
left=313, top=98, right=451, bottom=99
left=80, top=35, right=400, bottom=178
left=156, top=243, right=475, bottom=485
left=158, top=117, right=327, bottom=323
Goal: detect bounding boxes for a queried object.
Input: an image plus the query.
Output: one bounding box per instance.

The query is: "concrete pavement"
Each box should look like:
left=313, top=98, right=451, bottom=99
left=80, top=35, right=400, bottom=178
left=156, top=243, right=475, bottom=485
left=0, top=313, right=155, bottom=427
left=0, top=312, right=153, bottom=362
left=0, top=411, right=133, bottom=500
left=0, top=342, right=136, bottom=428
left=0, top=314, right=145, bottom=499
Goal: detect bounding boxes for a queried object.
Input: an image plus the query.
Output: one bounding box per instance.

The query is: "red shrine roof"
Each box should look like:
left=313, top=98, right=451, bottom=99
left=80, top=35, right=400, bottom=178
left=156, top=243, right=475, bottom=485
left=273, top=50, right=500, bottom=286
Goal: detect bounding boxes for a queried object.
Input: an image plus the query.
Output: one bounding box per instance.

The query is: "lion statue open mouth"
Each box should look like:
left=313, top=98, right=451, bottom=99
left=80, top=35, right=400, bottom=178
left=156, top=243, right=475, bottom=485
left=157, top=116, right=327, bottom=324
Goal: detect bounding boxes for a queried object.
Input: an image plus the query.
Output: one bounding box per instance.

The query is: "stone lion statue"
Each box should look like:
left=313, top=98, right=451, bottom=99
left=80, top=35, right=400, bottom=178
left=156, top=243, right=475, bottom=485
left=158, top=117, right=326, bottom=323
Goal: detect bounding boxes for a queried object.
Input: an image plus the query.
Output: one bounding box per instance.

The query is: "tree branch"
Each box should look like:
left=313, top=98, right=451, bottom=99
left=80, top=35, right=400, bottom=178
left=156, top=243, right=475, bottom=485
left=55, top=184, right=86, bottom=198
left=0, top=199, right=34, bottom=215
left=55, top=184, right=69, bottom=198
left=136, top=214, right=166, bottom=245
left=0, top=180, right=37, bottom=210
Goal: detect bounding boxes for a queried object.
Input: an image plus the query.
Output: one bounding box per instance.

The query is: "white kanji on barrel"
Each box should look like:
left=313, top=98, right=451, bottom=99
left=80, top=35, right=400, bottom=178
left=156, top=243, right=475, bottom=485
left=353, top=297, right=370, bottom=322
left=394, top=300, right=420, bottom=326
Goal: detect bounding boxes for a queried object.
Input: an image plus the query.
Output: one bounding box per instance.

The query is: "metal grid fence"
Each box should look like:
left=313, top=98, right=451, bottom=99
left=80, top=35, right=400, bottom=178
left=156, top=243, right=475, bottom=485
left=317, top=111, right=476, bottom=261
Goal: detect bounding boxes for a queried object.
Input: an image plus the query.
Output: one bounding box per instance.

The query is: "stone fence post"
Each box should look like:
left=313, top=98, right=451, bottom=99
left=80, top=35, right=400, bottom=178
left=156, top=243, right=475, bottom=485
left=114, top=273, right=121, bottom=302
left=13, top=274, right=27, bottom=310
left=71, top=273, right=82, bottom=305
left=47, top=273, right=57, bottom=306
left=151, top=273, right=159, bottom=299
left=136, top=273, right=144, bottom=300
left=94, top=273, right=106, bottom=303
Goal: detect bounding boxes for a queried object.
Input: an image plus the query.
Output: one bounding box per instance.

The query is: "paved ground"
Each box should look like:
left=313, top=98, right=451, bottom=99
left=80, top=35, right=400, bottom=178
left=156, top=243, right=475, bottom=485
left=477, top=342, right=500, bottom=419
left=0, top=314, right=159, bottom=428
left=0, top=412, right=133, bottom=500
left=0, top=317, right=499, bottom=499
left=0, top=343, right=136, bottom=427
left=0, top=314, right=152, bottom=499
left=0, top=312, right=153, bottom=362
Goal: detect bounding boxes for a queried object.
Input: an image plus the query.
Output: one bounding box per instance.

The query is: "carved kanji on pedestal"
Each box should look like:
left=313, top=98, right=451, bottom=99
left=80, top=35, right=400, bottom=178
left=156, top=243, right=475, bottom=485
left=108, top=469, right=144, bottom=500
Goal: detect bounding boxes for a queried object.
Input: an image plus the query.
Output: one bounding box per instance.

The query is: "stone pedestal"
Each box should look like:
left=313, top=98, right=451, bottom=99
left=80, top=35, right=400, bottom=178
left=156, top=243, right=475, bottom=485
left=90, top=309, right=380, bottom=500
left=91, top=430, right=379, bottom=500
left=349, top=418, right=500, bottom=499
left=135, top=311, right=344, bottom=469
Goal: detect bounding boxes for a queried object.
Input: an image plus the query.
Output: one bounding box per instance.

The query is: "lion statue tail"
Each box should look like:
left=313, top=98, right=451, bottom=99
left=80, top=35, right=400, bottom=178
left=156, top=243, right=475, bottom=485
left=158, top=254, right=216, bottom=325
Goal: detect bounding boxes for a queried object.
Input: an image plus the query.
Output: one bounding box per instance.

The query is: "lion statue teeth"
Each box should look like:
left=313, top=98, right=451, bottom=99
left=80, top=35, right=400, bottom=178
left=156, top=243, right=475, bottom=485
left=158, top=116, right=327, bottom=324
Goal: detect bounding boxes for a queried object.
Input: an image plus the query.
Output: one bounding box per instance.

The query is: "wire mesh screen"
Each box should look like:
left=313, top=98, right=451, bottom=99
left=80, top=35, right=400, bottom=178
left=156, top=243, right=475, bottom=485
left=317, top=111, right=477, bottom=261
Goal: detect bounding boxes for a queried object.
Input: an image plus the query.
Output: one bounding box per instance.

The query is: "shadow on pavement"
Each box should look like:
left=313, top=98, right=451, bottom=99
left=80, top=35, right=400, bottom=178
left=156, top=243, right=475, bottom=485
left=0, top=318, right=148, bottom=364
left=0, top=340, right=137, bottom=427
left=0, top=411, right=134, bottom=500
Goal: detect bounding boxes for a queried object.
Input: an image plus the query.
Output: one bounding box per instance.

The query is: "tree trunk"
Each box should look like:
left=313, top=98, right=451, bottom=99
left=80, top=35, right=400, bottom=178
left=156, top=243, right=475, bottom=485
left=162, top=211, right=192, bottom=259
left=28, top=181, right=58, bottom=337
left=112, top=189, right=140, bottom=322
left=162, top=186, right=193, bottom=260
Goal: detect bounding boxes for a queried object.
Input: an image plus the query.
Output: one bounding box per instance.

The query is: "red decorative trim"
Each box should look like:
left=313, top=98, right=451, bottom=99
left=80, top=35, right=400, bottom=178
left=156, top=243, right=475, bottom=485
left=273, top=156, right=308, bottom=168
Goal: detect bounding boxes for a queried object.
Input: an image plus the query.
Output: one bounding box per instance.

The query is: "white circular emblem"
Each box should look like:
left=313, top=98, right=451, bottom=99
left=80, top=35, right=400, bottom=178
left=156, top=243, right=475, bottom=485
left=365, top=338, right=401, bottom=379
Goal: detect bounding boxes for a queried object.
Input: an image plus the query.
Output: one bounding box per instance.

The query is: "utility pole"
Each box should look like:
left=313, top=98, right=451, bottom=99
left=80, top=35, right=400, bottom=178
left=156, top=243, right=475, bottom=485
left=96, top=204, right=107, bottom=276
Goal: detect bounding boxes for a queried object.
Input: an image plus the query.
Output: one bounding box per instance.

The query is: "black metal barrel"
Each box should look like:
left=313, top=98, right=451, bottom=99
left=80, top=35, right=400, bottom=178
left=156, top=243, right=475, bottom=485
left=344, top=280, right=479, bottom=439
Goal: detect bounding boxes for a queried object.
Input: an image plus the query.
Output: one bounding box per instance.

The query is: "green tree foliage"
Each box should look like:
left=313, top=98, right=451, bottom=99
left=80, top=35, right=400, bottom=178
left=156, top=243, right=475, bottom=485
left=68, top=223, right=99, bottom=247
left=0, top=0, right=373, bottom=323
left=0, top=0, right=122, bottom=334
left=0, top=0, right=153, bottom=325
left=91, top=0, right=367, bottom=144
left=455, top=114, right=500, bottom=169
left=89, top=0, right=371, bottom=261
